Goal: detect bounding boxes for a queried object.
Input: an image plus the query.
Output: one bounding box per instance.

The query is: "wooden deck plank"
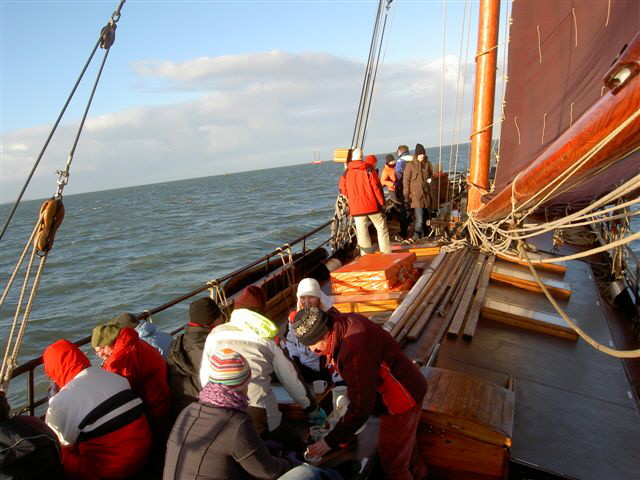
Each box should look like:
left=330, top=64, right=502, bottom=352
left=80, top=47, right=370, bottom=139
left=490, top=263, right=572, bottom=299
left=448, top=254, right=487, bottom=337
left=481, top=297, right=579, bottom=341
left=432, top=258, right=640, bottom=479
left=463, top=255, right=496, bottom=339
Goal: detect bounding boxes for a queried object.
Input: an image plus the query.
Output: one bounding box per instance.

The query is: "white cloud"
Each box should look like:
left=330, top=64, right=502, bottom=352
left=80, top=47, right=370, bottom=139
left=1, top=50, right=481, bottom=203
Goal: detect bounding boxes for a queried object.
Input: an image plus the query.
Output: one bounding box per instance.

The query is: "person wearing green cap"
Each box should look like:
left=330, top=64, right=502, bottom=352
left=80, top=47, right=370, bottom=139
left=91, top=322, right=171, bottom=438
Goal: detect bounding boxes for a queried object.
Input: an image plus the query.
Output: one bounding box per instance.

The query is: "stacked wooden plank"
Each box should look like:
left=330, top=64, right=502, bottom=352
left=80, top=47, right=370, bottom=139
left=409, top=250, right=497, bottom=365
left=333, top=291, right=407, bottom=313
left=480, top=258, right=578, bottom=340
left=391, top=242, right=441, bottom=260
left=331, top=252, right=418, bottom=314
left=490, top=263, right=572, bottom=299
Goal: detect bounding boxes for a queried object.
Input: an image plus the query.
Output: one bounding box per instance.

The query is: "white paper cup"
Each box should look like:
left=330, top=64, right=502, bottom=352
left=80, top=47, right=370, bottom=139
left=304, top=449, right=322, bottom=464
left=313, top=380, right=327, bottom=395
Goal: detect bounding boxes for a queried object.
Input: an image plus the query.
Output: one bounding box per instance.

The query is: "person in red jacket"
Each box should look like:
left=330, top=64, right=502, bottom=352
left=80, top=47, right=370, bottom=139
left=43, top=339, right=151, bottom=480
left=92, top=323, right=172, bottom=437
left=293, top=307, right=428, bottom=480
left=338, top=149, right=391, bottom=255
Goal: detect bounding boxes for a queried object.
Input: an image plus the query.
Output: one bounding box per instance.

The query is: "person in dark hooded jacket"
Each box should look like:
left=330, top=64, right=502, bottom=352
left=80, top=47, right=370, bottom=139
left=43, top=339, right=151, bottom=480
left=403, top=143, right=434, bottom=240
left=167, top=297, right=225, bottom=414
left=0, top=390, right=64, bottom=480
left=338, top=149, right=391, bottom=255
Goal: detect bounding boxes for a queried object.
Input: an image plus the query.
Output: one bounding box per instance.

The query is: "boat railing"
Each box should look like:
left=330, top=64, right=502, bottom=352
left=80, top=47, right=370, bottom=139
left=9, top=219, right=336, bottom=416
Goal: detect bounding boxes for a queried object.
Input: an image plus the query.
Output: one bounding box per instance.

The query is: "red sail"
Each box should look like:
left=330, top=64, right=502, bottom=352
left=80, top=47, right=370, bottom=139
left=491, top=0, right=639, bottom=214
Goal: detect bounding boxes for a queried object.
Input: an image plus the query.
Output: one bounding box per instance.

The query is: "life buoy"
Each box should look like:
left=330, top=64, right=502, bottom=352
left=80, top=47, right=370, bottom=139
left=35, top=198, right=65, bottom=253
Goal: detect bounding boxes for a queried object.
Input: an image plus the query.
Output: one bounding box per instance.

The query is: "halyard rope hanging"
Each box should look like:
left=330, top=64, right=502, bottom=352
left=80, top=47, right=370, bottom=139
left=0, top=0, right=126, bottom=391
left=0, top=0, right=126, bottom=242
left=351, top=0, right=394, bottom=150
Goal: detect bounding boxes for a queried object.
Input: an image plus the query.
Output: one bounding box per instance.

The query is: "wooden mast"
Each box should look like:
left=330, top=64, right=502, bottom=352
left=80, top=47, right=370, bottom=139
left=467, top=0, right=500, bottom=212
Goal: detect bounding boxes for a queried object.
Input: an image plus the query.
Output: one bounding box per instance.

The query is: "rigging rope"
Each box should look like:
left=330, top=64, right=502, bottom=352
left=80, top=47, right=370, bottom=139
left=0, top=0, right=126, bottom=241
left=452, top=1, right=474, bottom=202
left=0, top=0, right=126, bottom=391
left=361, top=0, right=397, bottom=148
left=330, top=194, right=355, bottom=253
left=351, top=0, right=393, bottom=150
left=445, top=0, right=467, bottom=207
left=437, top=0, right=447, bottom=213
left=518, top=243, right=640, bottom=358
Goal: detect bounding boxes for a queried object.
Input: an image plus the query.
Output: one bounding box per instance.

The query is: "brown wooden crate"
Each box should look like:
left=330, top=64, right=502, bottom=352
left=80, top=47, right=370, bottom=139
left=420, top=367, right=514, bottom=447
left=416, top=426, right=508, bottom=480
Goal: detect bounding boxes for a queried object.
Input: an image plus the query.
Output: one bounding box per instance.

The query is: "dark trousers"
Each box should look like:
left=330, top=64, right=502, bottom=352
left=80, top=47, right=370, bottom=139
left=378, top=404, right=429, bottom=480
left=412, top=208, right=430, bottom=240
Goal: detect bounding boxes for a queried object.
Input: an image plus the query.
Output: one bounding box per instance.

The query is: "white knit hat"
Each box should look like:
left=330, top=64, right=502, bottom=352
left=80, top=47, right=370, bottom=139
left=296, top=278, right=333, bottom=311
left=351, top=148, right=362, bottom=161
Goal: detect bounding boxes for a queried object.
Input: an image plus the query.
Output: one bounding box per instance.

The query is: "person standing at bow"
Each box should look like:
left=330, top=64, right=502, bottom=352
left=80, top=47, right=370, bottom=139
left=338, top=149, right=391, bottom=255
left=403, top=143, right=434, bottom=241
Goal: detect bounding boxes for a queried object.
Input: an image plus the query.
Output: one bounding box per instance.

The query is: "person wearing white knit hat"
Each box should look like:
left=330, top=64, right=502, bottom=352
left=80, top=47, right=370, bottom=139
left=281, top=278, right=342, bottom=384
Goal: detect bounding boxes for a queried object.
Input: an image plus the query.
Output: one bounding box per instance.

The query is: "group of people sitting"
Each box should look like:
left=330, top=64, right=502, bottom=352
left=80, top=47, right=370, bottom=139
left=1, top=277, right=429, bottom=480
left=339, top=144, right=436, bottom=255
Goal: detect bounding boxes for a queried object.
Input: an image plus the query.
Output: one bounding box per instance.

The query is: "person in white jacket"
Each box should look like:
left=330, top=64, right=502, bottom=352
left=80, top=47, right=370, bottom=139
left=199, top=285, right=324, bottom=451
left=282, top=278, right=342, bottom=383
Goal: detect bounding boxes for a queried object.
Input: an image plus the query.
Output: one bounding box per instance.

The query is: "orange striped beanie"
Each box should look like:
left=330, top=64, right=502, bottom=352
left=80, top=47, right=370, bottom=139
left=208, top=348, right=251, bottom=388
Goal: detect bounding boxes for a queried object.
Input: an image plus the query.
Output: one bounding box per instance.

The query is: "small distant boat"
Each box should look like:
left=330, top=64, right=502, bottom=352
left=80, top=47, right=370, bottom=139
left=312, top=146, right=322, bottom=164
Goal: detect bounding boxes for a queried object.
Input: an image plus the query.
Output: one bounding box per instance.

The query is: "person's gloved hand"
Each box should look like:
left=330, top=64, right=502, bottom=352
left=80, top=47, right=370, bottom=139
left=427, top=177, right=432, bottom=183
left=307, top=407, right=327, bottom=426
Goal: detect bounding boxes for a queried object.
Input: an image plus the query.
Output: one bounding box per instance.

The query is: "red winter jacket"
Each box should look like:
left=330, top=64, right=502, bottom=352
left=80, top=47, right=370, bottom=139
left=43, top=340, right=151, bottom=480
left=102, top=327, right=172, bottom=431
left=323, top=313, right=427, bottom=449
left=338, top=159, right=385, bottom=216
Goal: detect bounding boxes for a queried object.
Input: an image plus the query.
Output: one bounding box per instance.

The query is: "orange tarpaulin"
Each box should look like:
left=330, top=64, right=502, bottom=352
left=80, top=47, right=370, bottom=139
left=330, top=252, right=417, bottom=295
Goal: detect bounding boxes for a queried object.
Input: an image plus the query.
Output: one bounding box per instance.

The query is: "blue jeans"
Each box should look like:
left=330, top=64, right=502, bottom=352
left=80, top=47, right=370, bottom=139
left=277, top=464, right=343, bottom=480
left=412, top=207, right=429, bottom=240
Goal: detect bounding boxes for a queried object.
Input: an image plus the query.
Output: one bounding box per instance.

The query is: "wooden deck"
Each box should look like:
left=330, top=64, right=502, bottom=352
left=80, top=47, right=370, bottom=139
left=432, top=258, right=640, bottom=479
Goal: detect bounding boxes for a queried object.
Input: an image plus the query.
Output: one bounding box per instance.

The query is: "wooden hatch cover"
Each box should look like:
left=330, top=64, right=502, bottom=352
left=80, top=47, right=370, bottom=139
left=420, top=366, right=514, bottom=447
left=417, top=367, right=514, bottom=480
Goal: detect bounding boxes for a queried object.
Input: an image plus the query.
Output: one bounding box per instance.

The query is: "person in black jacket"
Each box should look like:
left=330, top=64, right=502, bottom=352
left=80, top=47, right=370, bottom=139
left=167, top=297, right=225, bottom=414
left=0, top=390, right=64, bottom=480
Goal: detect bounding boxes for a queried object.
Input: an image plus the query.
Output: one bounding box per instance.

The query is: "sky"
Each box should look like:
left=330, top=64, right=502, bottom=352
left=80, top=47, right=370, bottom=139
left=0, top=0, right=511, bottom=203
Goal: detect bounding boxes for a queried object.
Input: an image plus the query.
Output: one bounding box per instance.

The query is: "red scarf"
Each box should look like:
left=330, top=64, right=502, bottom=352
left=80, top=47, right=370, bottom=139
left=321, top=330, right=337, bottom=366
